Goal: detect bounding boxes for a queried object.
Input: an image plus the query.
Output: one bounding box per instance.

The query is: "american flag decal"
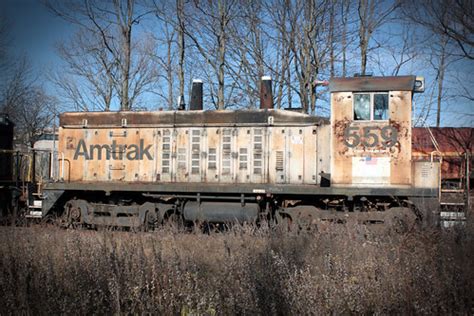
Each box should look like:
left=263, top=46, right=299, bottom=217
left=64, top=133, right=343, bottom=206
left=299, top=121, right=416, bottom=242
left=365, top=157, right=377, bottom=165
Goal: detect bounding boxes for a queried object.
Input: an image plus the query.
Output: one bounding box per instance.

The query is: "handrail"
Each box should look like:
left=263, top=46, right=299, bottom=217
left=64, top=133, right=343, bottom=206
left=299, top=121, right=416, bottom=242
left=61, top=152, right=65, bottom=181
left=430, top=150, right=443, bottom=202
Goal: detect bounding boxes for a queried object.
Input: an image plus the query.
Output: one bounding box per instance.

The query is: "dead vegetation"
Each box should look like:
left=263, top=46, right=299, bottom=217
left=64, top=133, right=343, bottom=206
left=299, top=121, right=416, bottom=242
left=0, top=224, right=473, bottom=314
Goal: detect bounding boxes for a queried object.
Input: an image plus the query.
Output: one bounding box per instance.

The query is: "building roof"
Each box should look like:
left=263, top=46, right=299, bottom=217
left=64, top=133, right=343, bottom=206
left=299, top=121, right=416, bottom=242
left=412, top=127, right=474, bottom=154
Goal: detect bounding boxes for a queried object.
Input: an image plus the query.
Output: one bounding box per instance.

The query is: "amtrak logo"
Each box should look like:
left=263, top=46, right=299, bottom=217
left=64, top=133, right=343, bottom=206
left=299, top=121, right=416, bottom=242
left=73, top=139, right=153, bottom=160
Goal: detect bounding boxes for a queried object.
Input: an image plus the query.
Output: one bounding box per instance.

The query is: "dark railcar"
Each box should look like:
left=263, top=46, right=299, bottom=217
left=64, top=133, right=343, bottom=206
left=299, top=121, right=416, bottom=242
left=0, top=114, right=16, bottom=218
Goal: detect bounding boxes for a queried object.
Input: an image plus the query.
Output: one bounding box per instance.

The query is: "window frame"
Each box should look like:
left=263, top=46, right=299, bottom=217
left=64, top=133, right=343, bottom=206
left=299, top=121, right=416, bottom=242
left=352, top=92, right=390, bottom=121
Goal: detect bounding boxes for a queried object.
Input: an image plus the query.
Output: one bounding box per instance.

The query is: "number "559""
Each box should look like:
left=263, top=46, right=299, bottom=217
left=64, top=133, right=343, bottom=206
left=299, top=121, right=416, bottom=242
left=343, top=126, right=398, bottom=148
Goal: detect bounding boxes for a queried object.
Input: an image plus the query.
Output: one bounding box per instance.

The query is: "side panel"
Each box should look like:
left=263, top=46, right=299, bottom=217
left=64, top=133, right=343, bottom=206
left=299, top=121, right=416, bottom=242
left=389, top=91, right=412, bottom=185
left=316, top=125, right=331, bottom=184
left=220, top=128, right=234, bottom=183
left=174, top=128, right=187, bottom=182
left=58, top=115, right=325, bottom=186
left=331, top=92, right=353, bottom=185
left=206, top=127, right=219, bottom=183
left=250, top=128, right=265, bottom=183
left=59, top=127, right=157, bottom=182
left=235, top=127, right=252, bottom=183
left=288, top=127, right=304, bottom=184
left=189, top=128, right=203, bottom=182
left=59, top=128, right=83, bottom=182
left=302, top=126, right=318, bottom=185
left=269, top=127, right=286, bottom=184
left=159, top=128, right=173, bottom=182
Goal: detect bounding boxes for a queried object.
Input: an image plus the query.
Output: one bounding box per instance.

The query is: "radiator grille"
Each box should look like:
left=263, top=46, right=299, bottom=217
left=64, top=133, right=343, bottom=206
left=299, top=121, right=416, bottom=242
left=276, top=151, right=284, bottom=171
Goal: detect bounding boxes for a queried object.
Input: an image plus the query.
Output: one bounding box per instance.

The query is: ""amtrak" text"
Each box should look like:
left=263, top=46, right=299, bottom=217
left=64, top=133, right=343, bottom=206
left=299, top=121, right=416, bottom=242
left=73, top=139, right=153, bottom=160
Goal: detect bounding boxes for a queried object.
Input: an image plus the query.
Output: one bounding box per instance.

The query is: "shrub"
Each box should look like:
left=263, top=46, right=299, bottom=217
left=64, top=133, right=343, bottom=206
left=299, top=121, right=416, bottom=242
left=0, top=223, right=472, bottom=314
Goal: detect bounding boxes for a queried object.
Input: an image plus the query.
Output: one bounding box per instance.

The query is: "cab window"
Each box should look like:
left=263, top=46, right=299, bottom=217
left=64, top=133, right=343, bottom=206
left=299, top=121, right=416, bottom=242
left=354, top=92, right=389, bottom=121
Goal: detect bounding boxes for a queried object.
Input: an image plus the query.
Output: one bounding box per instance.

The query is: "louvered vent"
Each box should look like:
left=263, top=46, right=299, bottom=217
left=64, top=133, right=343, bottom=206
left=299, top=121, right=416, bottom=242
left=178, top=148, right=186, bottom=169
left=276, top=151, right=284, bottom=171
left=222, top=129, right=232, bottom=174
left=253, top=129, right=263, bottom=174
left=161, top=129, right=171, bottom=173
left=191, top=130, right=201, bottom=174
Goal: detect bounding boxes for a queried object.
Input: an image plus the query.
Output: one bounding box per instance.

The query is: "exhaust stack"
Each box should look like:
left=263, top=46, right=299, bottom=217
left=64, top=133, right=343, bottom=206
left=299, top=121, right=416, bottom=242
left=260, top=76, right=273, bottom=109
left=189, top=79, right=203, bottom=110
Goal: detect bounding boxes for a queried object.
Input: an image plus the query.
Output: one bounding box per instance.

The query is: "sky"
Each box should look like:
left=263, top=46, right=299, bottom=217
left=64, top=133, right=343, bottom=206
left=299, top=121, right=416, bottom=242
left=2, top=0, right=73, bottom=73
left=2, top=0, right=473, bottom=127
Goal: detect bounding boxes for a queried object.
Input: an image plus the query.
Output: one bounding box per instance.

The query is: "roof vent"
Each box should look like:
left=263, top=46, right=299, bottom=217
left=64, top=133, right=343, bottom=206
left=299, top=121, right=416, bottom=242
left=189, top=79, right=203, bottom=110
left=260, top=76, right=273, bottom=109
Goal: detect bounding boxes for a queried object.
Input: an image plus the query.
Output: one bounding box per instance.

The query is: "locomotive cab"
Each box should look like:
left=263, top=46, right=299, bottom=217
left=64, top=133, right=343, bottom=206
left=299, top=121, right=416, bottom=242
left=329, top=75, right=438, bottom=191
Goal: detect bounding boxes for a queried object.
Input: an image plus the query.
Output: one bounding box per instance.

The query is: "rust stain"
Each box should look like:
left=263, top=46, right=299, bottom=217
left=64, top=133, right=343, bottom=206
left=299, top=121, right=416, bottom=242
left=389, top=119, right=401, bottom=132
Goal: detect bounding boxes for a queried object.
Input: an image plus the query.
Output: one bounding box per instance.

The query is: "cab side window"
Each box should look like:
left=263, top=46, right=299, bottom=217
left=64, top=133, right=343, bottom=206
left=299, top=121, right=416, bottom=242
left=354, top=92, right=389, bottom=121
left=373, top=94, right=388, bottom=120
left=354, top=94, right=370, bottom=120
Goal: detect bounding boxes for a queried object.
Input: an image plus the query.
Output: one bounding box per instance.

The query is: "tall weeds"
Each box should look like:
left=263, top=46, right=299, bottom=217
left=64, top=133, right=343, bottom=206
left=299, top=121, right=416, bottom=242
left=0, top=224, right=472, bottom=314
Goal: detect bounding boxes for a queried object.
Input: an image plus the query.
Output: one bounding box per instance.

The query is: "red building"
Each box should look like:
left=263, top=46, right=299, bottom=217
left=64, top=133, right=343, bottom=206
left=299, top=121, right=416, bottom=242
left=412, top=127, right=473, bottom=188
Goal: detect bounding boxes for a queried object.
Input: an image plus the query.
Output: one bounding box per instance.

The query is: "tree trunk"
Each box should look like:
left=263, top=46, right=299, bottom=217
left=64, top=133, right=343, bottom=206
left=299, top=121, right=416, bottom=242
left=217, top=0, right=226, bottom=110
left=167, top=36, right=174, bottom=110
left=117, top=0, right=134, bottom=111
left=177, top=0, right=185, bottom=109
left=329, top=0, right=335, bottom=77
left=358, top=0, right=375, bottom=76
left=341, top=0, right=349, bottom=77
left=436, top=35, right=448, bottom=127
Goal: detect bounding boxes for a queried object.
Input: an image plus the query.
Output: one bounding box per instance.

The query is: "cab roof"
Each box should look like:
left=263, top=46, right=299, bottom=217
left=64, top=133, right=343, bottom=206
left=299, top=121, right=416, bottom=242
left=329, top=76, right=416, bottom=92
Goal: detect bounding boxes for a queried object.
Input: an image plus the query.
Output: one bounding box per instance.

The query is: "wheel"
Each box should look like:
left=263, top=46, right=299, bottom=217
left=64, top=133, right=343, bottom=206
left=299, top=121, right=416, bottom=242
left=61, top=201, right=83, bottom=229
left=142, top=211, right=157, bottom=232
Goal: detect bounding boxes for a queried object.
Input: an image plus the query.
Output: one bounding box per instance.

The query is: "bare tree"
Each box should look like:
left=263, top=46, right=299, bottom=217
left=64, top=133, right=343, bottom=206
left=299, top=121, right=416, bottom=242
left=291, top=0, right=331, bottom=114
left=226, top=0, right=269, bottom=108
left=357, top=0, right=399, bottom=75
left=1, top=60, right=57, bottom=147
left=151, top=0, right=188, bottom=110
left=372, top=21, right=420, bottom=76
left=265, top=0, right=297, bottom=109
left=0, top=16, right=10, bottom=74
left=183, top=0, right=240, bottom=110
left=176, top=0, right=186, bottom=107
left=402, top=0, right=473, bottom=60
left=15, top=88, right=57, bottom=147
left=401, top=0, right=471, bottom=127
left=339, top=0, right=351, bottom=77
left=51, top=30, right=116, bottom=111
left=46, top=0, right=155, bottom=111
left=433, top=33, right=449, bottom=127
left=150, top=22, right=177, bottom=110
left=453, top=73, right=474, bottom=103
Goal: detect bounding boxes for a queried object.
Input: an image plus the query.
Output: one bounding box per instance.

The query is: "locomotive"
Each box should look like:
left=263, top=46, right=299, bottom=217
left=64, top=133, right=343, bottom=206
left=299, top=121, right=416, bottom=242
left=0, top=113, right=17, bottom=219
left=35, top=75, right=441, bottom=229
left=0, top=114, right=54, bottom=223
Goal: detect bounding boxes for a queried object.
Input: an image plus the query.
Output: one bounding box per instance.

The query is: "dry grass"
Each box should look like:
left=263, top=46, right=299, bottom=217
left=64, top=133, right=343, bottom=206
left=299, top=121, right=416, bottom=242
left=0, top=223, right=473, bottom=314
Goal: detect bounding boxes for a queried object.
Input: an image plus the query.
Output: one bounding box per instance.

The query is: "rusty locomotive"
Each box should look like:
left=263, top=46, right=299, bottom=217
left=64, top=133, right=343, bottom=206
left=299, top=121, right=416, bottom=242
left=28, top=75, right=443, bottom=229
